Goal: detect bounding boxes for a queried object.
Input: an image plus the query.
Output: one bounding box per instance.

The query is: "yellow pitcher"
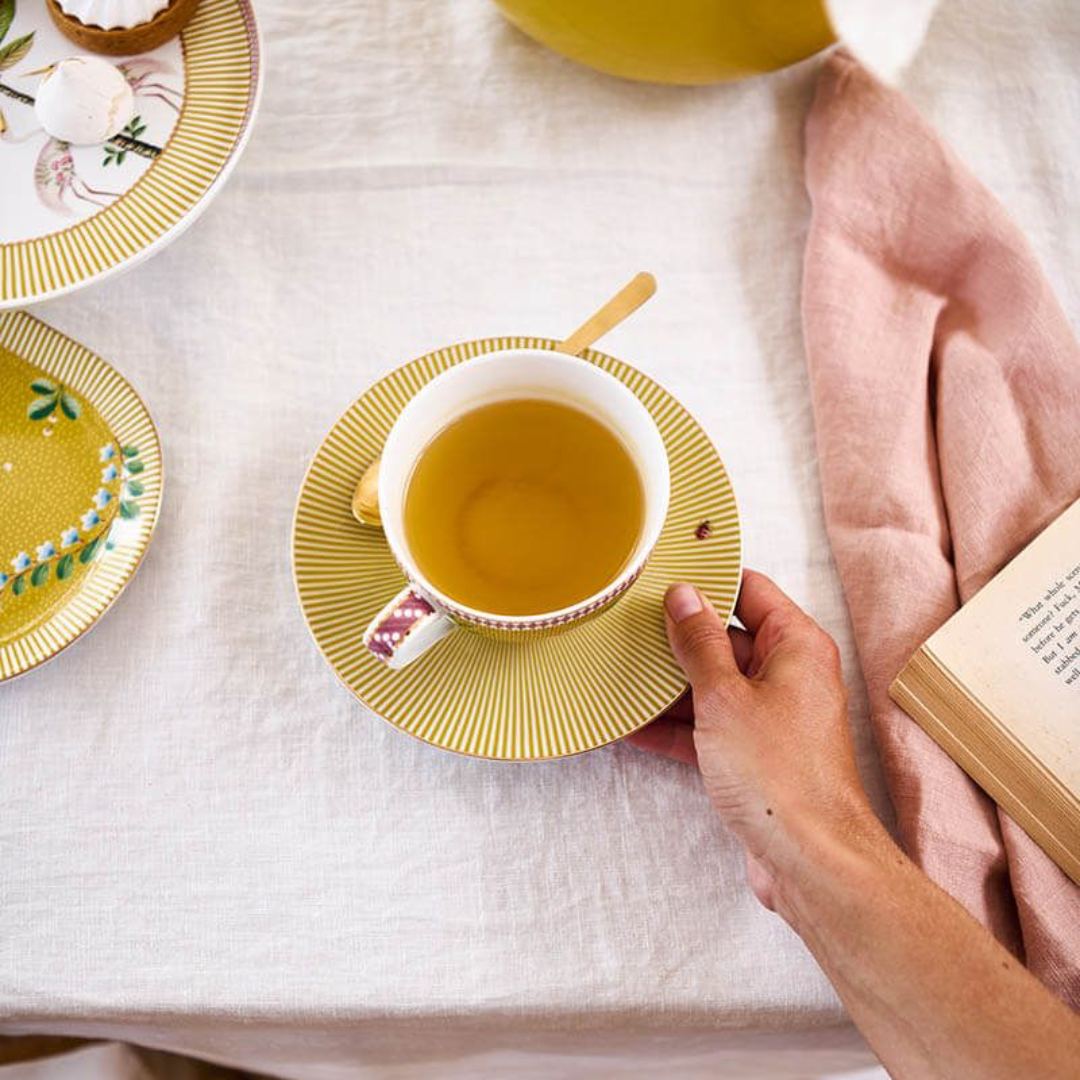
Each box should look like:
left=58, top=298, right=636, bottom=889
left=492, top=0, right=835, bottom=84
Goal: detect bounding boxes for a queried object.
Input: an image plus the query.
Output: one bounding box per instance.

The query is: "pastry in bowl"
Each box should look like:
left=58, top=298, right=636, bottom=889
left=46, top=0, right=200, bottom=56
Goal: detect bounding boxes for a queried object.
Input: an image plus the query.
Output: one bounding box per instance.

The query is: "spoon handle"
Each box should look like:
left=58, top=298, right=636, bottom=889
left=351, top=272, right=658, bottom=528
left=555, top=272, right=657, bottom=356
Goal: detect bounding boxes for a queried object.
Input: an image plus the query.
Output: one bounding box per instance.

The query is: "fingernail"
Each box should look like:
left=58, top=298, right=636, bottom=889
left=666, top=583, right=702, bottom=622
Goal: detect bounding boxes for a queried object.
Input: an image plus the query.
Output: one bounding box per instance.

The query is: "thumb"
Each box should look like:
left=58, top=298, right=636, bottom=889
left=664, top=583, right=739, bottom=691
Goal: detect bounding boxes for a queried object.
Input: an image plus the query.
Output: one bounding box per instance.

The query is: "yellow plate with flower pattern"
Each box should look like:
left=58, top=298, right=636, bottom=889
left=292, top=336, right=742, bottom=761
left=0, top=310, right=162, bottom=680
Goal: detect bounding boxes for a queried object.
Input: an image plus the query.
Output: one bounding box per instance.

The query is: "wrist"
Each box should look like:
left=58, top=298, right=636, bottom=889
left=764, top=797, right=899, bottom=931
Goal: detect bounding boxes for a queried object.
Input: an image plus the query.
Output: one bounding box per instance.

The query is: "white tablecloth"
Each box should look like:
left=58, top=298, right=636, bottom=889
left=2, top=0, right=1078, bottom=1077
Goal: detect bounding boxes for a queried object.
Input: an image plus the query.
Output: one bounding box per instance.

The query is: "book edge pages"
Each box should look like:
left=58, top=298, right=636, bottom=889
left=921, top=645, right=1076, bottom=812
left=889, top=648, right=1080, bottom=887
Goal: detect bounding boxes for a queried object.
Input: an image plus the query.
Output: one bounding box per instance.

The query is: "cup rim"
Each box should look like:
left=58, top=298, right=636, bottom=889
left=378, top=347, right=671, bottom=627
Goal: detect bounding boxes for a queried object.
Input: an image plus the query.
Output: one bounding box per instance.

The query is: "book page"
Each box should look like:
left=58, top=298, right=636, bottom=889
left=925, top=498, right=1080, bottom=793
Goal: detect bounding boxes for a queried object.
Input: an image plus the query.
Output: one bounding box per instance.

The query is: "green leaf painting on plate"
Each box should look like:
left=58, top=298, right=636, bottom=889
left=27, top=394, right=56, bottom=420
left=0, top=0, right=15, bottom=46
left=0, top=0, right=34, bottom=73
left=2, top=441, right=147, bottom=604
left=0, top=30, right=32, bottom=73
left=79, top=536, right=100, bottom=565
left=25, top=379, right=81, bottom=423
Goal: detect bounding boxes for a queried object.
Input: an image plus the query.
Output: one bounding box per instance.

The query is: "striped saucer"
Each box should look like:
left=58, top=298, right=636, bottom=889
left=292, top=337, right=741, bottom=761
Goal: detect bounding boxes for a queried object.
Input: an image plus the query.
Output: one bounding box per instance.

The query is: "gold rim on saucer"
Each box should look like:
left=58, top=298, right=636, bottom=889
left=0, top=310, right=163, bottom=680
left=291, top=336, right=741, bottom=761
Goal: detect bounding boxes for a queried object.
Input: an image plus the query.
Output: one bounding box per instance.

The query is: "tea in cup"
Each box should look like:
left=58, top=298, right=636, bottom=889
left=364, top=348, right=669, bottom=667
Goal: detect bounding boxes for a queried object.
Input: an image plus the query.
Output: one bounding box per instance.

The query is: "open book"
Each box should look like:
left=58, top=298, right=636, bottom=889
left=890, top=498, right=1080, bottom=885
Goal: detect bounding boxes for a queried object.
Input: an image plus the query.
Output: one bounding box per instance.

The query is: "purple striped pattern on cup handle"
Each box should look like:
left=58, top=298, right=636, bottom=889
left=363, top=587, right=454, bottom=668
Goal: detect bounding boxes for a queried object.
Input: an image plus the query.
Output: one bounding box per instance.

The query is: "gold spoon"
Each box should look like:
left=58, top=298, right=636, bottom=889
left=352, top=271, right=657, bottom=527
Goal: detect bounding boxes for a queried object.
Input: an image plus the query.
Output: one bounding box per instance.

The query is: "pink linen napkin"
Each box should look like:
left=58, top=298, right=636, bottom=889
left=801, top=51, right=1080, bottom=1006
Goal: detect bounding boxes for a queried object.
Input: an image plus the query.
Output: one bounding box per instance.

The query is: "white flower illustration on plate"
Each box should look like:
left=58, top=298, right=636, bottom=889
left=100, top=445, right=116, bottom=462
left=92, top=488, right=112, bottom=509
left=11, top=552, right=31, bottom=572
left=61, top=527, right=79, bottom=548
left=102, top=463, right=119, bottom=482
left=81, top=509, right=100, bottom=530
left=35, top=540, right=56, bottom=561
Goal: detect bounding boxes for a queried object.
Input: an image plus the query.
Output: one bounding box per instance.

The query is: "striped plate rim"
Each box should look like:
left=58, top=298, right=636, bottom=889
left=0, top=310, right=164, bottom=681
left=292, top=337, right=742, bottom=761
left=0, top=0, right=262, bottom=308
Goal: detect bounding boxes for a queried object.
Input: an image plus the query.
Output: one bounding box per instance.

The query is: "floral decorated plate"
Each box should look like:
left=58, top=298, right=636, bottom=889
left=292, top=336, right=742, bottom=761
left=0, top=0, right=261, bottom=308
left=0, top=310, right=162, bottom=680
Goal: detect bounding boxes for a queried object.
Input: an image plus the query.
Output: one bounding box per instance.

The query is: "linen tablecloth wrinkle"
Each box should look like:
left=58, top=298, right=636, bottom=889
left=1, top=0, right=1078, bottom=1075
left=802, top=53, right=1080, bottom=1007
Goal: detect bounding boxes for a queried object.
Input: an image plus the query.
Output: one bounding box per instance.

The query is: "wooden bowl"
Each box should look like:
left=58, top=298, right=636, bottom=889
left=46, top=0, right=200, bottom=56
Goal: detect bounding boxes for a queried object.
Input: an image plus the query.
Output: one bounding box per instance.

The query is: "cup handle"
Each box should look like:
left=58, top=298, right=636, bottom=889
left=363, top=586, right=456, bottom=669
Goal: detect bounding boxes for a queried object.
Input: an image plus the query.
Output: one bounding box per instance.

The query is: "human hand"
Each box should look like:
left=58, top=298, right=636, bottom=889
left=627, top=570, right=877, bottom=912
left=631, top=572, right=1080, bottom=1080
